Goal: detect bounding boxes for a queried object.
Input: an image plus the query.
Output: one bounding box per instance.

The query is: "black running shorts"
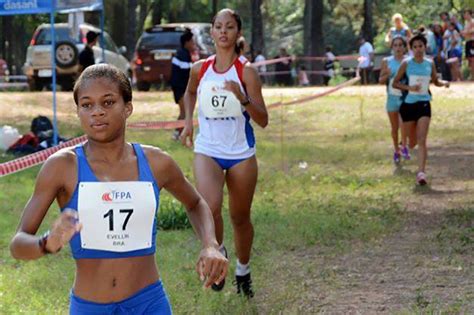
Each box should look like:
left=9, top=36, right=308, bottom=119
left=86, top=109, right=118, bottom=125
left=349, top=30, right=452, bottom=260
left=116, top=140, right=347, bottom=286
left=466, top=40, right=474, bottom=59
left=400, top=101, right=431, bottom=122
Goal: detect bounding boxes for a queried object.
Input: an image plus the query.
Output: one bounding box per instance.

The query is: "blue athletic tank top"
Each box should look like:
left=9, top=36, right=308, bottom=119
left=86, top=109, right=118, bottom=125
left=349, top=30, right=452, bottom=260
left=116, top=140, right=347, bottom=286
left=385, top=56, right=403, bottom=109
left=390, top=27, right=408, bottom=40
left=404, top=57, right=432, bottom=104
left=62, top=143, right=160, bottom=259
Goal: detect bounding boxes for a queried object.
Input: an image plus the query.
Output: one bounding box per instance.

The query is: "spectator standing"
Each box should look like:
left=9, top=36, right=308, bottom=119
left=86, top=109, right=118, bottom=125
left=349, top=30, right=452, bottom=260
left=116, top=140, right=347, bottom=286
left=462, top=9, right=474, bottom=80
left=170, top=30, right=195, bottom=140
left=274, top=47, right=292, bottom=86
left=78, top=31, right=99, bottom=73
left=440, top=12, right=450, bottom=33
left=444, top=22, right=463, bottom=81
left=254, top=50, right=267, bottom=84
left=358, top=36, right=374, bottom=84
left=385, top=13, right=412, bottom=45
left=324, top=46, right=336, bottom=86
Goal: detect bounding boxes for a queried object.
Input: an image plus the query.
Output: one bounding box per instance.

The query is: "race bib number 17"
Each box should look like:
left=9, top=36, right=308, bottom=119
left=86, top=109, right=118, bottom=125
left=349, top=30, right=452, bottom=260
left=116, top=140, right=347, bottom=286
left=78, top=182, right=156, bottom=252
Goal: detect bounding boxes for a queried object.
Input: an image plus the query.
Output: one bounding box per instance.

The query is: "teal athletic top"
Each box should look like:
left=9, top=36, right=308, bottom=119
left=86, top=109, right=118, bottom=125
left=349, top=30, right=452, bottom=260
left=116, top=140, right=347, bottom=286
left=404, top=57, right=433, bottom=104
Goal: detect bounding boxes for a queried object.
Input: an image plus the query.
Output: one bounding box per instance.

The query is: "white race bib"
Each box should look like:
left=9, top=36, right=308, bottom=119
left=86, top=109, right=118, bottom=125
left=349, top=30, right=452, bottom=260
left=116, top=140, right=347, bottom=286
left=388, top=78, right=402, bottom=96
left=409, top=75, right=430, bottom=95
left=78, top=182, right=156, bottom=252
left=199, top=81, right=243, bottom=118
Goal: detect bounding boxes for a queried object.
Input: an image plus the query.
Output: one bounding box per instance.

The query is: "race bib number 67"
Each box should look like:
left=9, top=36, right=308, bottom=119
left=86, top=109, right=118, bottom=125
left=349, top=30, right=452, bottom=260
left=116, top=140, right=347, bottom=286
left=78, top=181, right=156, bottom=252
left=199, top=81, right=243, bottom=118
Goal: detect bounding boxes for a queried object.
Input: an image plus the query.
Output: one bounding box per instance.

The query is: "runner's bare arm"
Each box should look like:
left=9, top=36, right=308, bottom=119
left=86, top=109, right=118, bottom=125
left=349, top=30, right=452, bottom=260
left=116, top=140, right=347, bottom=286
left=392, top=61, right=418, bottom=92
left=379, top=59, right=389, bottom=84
left=10, top=151, right=81, bottom=260
left=181, top=60, right=204, bottom=147
left=223, top=64, right=268, bottom=128
left=145, top=147, right=228, bottom=287
left=241, top=64, right=268, bottom=128
left=431, top=62, right=449, bottom=87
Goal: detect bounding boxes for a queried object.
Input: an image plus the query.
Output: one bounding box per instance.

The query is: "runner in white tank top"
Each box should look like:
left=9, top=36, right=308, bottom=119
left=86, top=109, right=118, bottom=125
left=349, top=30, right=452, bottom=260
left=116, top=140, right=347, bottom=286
left=194, top=54, right=255, bottom=160
left=181, top=8, right=268, bottom=298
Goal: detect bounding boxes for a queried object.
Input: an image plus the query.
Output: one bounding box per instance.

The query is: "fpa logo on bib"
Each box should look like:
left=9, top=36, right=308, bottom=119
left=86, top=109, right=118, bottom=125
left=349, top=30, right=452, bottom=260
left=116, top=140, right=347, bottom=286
left=102, top=191, right=132, bottom=203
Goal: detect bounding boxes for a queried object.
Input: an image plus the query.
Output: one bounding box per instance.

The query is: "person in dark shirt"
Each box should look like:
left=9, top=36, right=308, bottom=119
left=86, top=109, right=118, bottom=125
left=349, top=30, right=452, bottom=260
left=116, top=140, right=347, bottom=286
left=170, top=30, right=195, bottom=140
left=274, top=47, right=292, bottom=86
left=78, top=31, right=99, bottom=73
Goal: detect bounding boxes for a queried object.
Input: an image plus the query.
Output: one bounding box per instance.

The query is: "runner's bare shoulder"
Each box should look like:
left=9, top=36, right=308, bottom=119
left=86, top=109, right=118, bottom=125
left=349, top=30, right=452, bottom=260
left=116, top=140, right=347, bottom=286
left=39, top=147, right=77, bottom=181
left=140, top=145, right=180, bottom=186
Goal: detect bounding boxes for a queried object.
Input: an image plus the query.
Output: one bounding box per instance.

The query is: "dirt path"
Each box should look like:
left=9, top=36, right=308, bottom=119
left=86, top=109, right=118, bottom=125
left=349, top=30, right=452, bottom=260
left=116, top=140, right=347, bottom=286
left=258, top=143, right=474, bottom=314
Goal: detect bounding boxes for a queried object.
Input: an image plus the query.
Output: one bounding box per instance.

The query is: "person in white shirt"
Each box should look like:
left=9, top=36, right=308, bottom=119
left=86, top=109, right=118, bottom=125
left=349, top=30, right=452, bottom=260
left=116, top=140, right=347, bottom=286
left=323, top=45, right=336, bottom=85
left=444, top=22, right=463, bottom=81
left=253, top=50, right=267, bottom=84
left=358, top=36, right=374, bottom=84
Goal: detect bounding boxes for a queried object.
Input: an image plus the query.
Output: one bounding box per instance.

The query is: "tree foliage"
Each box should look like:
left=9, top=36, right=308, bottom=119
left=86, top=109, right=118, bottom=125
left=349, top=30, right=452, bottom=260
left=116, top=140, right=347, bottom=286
left=0, top=0, right=472, bottom=73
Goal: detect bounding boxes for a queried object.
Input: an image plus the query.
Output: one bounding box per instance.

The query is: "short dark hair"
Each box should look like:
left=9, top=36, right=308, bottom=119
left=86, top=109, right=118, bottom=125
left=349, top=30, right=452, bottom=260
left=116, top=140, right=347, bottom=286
left=464, top=9, right=472, bottom=15
left=325, top=45, right=332, bottom=52
left=180, top=29, right=194, bottom=47
left=86, top=31, right=99, bottom=44
left=409, top=34, right=427, bottom=48
left=73, top=64, right=132, bottom=105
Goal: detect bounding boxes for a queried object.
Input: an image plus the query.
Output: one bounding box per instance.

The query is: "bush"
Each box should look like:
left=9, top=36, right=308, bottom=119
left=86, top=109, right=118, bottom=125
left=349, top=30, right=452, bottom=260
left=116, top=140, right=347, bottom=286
left=158, top=197, right=191, bottom=230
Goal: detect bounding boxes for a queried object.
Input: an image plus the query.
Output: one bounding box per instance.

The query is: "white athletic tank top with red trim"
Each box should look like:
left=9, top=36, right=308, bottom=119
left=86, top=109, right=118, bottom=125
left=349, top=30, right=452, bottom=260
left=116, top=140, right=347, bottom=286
left=194, top=55, right=256, bottom=160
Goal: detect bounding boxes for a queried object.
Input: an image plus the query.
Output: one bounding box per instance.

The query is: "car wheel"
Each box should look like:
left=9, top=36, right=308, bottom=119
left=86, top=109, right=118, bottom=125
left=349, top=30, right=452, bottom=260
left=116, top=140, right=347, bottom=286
left=136, top=81, right=151, bottom=91
left=28, top=77, right=44, bottom=91
left=55, top=41, right=78, bottom=69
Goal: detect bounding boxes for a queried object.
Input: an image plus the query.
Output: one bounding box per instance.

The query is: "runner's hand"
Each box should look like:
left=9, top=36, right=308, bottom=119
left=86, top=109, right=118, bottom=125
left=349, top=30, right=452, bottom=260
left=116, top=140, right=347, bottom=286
left=223, top=80, right=246, bottom=103
left=410, top=84, right=421, bottom=92
left=47, top=209, right=82, bottom=253
left=180, top=123, right=194, bottom=148
left=196, top=246, right=229, bottom=289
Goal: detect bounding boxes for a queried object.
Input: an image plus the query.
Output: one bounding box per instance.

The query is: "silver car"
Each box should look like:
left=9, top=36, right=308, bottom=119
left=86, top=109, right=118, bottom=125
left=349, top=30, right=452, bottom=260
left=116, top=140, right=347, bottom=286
left=23, top=23, right=130, bottom=91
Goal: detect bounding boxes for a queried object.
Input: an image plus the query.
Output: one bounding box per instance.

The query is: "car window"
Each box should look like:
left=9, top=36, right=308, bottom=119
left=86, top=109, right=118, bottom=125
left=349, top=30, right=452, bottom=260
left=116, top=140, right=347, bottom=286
left=35, top=27, right=80, bottom=45
left=201, top=27, right=213, bottom=46
left=137, top=31, right=183, bottom=50
left=103, top=33, right=119, bottom=53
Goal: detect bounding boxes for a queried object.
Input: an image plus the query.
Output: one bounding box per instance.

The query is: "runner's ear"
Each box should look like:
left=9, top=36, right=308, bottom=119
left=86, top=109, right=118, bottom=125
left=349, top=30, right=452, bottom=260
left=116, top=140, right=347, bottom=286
left=125, top=101, right=133, bottom=118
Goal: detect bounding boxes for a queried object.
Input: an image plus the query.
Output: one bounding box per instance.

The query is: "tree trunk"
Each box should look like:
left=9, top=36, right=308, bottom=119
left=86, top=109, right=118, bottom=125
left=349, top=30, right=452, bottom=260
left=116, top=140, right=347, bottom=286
left=2, top=16, right=13, bottom=73
left=138, top=0, right=149, bottom=34
left=304, top=0, right=324, bottom=84
left=127, top=0, right=138, bottom=60
left=250, top=0, right=264, bottom=59
left=110, top=3, right=127, bottom=48
left=212, top=0, right=218, bottom=17
left=361, top=0, right=373, bottom=43
left=152, top=0, right=163, bottom=25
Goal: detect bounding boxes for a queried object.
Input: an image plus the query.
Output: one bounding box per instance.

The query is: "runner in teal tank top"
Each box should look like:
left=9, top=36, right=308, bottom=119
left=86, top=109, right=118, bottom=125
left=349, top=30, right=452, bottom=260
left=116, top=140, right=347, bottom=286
left=393, top=35, right=450, bottom=186
left=379, top=37, right=409, bottom=164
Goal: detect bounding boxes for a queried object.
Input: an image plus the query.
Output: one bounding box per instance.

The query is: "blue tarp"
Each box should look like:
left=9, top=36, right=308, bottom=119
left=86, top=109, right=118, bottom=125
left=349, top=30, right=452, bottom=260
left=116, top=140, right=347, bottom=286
left=0, top=0, right=102, bottom=15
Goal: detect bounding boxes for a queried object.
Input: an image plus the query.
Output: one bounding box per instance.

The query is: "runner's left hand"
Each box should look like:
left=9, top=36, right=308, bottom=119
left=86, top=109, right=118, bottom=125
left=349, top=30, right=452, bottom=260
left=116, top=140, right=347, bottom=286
left=196, top=246, right=229, bottom=289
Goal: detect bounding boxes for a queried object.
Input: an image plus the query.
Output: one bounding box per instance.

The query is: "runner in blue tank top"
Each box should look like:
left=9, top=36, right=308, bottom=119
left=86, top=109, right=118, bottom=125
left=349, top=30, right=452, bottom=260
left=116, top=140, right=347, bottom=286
left=379, top=37, right=409, bottom=164
left=9, top=64, right=228, bottom=314
left=393, top=35, right=449, bottom=186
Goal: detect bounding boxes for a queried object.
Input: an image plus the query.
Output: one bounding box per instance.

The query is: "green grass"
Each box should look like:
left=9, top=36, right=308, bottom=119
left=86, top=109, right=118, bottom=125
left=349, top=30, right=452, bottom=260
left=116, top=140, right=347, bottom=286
left=0, top=88, right=472, bottom=313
